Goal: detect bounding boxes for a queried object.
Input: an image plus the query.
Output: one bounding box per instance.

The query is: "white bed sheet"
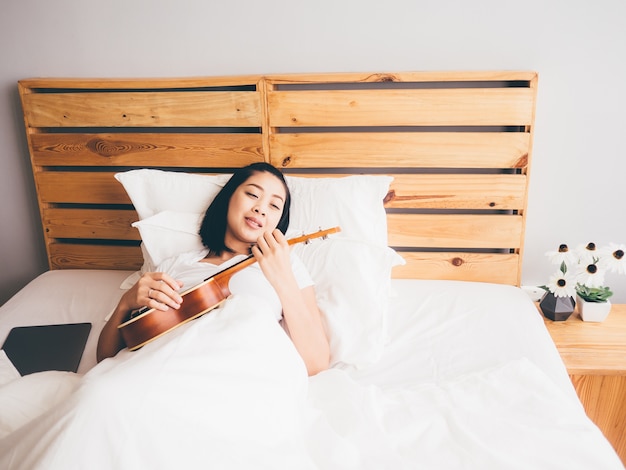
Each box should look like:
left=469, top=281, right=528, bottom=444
left=0, top=271, right=622, bottom=469
left=0, top=270, right=132, bottom=374
left=352, top=279, right=577, bottom=399
left=0, top=271, right=573, bottom=389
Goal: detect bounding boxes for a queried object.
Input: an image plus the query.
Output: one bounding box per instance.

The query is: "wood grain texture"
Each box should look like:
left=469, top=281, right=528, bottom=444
left=271, top=132, right=530, bottom=169
left=31, top=133, right=263, bottom=167
left=19, top=75, right=264, bottom=90
left=48, top=244, right=143, bottom=270
left=392, top=252, right=519, bottom=284
left=43, top=208, right=140, bottom=240
left=541, top=305, right=626, bottom=465
left=267, top=89, right=535, bottom=127
left=542, top=307, right=626, bottom=375
left=264, top=70, right=538, bottom=84
left=384, top=174, right=526, bottom=210
left=570, top=374, right=626, bottom=464
left=387, top=213, right=523, bottom=249
left=23, top=91, right=262, bottom=128
left=38, top=172, right=130, bottom=204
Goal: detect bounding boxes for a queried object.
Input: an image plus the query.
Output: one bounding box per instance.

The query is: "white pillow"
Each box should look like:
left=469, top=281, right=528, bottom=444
left=132, top=211, right=205, bottom=268
left=115, top=169, right=227, bottom=280
left=286, top=175, right=392, bottom=247
left=115, top=169, right=228, bottom=220
left=115, top=169, right=393, bottom=252
left=293, top=238, right=405, bottom=368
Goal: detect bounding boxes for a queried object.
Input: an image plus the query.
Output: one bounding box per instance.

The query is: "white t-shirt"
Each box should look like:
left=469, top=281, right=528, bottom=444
left=156, top=249, right=314, bottom=321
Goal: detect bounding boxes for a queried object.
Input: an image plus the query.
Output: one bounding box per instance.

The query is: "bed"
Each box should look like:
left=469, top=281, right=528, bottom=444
left=0, top=71, right=623, bottom=468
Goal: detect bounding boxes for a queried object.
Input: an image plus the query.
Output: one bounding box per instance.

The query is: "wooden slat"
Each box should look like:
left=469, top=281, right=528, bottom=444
left=22, top=91, right=262, bottom=128
left=31, top=133, right=263, bottom=167
left=385, top=174, right=527, bottom=210
left=267, top=88, right=535, bottom=127
left=38, top=172, right=129, bottom=204
left=270, top=132, right=530, bottom=169
left=283, top=173, right=527, bottom=210
left=392, top=251, right=520, bottom=284
left=49, top=244, right=143, bottom=270
left=387, top=213, right=523, bottom=249
left=266, top=70, right=538, bottom=85
left=43, top=208, right=139, bottom=240
left=19, top=75, right=263, bottom=90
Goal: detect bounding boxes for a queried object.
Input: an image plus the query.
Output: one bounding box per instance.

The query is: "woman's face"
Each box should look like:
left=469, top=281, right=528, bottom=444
left=225, top=171, right=287, bottom=252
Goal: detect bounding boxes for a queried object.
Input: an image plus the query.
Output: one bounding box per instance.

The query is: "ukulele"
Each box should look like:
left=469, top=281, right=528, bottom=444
left=118, top=226, right=340, bottom=350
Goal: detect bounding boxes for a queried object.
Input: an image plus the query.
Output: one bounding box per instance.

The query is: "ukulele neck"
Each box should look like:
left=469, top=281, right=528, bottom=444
left=209, top=227, right=341, bottom=284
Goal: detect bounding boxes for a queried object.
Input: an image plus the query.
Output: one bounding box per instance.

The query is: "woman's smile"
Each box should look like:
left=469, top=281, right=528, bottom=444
left=245, top=216, right=263, bottom=229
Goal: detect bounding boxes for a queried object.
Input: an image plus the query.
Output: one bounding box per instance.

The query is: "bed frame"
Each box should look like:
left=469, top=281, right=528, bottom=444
left=18, top=71, right=537, bottom=285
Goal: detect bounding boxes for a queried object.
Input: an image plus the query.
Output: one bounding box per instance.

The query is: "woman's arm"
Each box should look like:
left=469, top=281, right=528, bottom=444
left=278, top=284, right=330, bottom=376
left=253, top=230, right=330, bottom=376
left=96, top=273, right=183, bottom=362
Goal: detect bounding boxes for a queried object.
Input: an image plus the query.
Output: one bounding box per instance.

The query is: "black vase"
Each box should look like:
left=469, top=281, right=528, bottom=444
left=539, top=292, right=576, bottom=321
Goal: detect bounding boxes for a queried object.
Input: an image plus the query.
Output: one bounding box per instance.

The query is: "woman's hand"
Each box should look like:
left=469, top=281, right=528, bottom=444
left=120, top=272, right=184, bottom=313
left=251, top=229, right=293, bottom=288
left=97, top=272, right=184, bottom=362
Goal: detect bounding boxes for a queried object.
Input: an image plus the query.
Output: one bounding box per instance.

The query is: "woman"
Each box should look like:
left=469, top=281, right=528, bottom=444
left=0, top=163, right=328, bottom=469
left=98, top=162, right=330, bottom=376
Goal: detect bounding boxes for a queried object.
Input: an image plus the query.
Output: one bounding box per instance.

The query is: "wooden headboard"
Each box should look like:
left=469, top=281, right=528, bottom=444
left=18, top=71, right=537, bottom=285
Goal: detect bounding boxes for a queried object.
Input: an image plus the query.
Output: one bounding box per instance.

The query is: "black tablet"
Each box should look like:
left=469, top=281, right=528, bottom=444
left=1, top=323, right=92, bottom=375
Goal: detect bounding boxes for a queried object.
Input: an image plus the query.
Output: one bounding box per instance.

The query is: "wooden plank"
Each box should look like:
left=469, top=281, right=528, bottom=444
left=22, top=91, right=262, bottom=128
left=31, top=133, right=264, bottom=167
left=18, top=72, right=536, bottom=92
left=43, top=208, right=140, bottom=240
left=392, top=251, right=519, bottom=285
left=267, top=88, right=535, bottom=127
left=49, top=244, right=143, bottom=270
left=266, top=70, right=538, bottom=85
left=19, top=75, right=262, bottom=90
left=387, top=213, right=523, bottom=249
left=270, top=132, right=530, bottom=169
left=281, top=173, right=526, bottom=209
left=385, top=174, right=526, bottom=210
left=38, top=172, right=129, bottom=204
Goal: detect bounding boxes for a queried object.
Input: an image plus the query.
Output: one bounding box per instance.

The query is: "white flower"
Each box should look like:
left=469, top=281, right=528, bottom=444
left=545, top=244, right=577, bottom=266
left=546, top=270, right=577, bottom=298
left=575, top=242, right=600, bottom=265
left=544, top=242, right=625, bottom=303
left=600, top=243, right=626, bottom=275
left=576, top=261, right=606, bottom=288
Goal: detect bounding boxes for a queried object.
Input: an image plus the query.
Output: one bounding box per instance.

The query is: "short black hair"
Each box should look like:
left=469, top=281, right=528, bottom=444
left=199, top=162, right=291, bottom=256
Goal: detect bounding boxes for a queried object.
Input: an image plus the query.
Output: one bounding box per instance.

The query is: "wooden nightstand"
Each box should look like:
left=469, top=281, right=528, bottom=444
left=540, top=303, right=626, bottom=465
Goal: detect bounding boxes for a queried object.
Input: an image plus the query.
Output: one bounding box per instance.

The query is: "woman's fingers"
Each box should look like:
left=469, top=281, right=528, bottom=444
left=254, top=229, right=287, bottom=255
left=271, top=228, right=287, bottom=245
left=142, top=274, right=184, bottom=311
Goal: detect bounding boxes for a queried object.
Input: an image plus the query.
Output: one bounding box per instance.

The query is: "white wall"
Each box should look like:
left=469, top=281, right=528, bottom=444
left=1, top=0, right=625, bottom=304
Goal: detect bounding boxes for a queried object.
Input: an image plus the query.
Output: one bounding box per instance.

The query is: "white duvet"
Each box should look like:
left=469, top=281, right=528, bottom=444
left=0, top=275, right=623, bottom=469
